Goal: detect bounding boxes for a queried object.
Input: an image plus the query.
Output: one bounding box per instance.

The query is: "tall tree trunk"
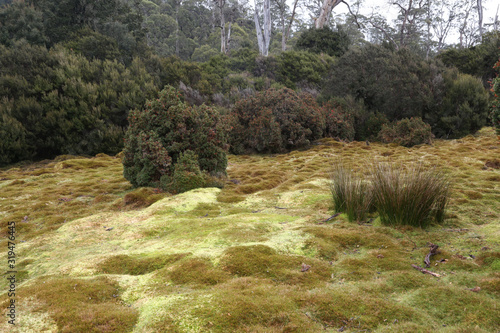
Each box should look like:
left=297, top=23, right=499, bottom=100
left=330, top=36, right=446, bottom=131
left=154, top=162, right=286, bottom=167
left=175, top=0, right=181, bottom=56
left=254, top=6, right=265, bottom=55
left=459, top=3, right=472, bottom=48
left=227, top=22, right=232, bottom=53
left=477, top=0, right=483, bottom=41
left=494, top=5, right=499, bottom=32
left=254, top=0, right=271, bottom=56
left=315, top=0, right=342, bottom=29
left=218, top=0, right=226, bottom=54
left=263, top=0, right=271, bottom=53
left=425, top=0, right=431, bottom=59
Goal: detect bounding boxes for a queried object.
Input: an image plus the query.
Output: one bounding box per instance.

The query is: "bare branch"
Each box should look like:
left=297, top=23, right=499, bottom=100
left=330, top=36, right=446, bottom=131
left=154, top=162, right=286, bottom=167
left=341, top=0, right=361, bottom=28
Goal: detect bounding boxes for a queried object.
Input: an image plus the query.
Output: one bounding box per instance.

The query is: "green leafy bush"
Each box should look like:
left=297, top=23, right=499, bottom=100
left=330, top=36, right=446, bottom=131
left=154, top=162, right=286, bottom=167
left=322, top=44, right=489, bottom=138
left=276, top=51, right=334, bottom=89
left=320, top=96, right=388, bottom=141
left=322, top=45, right=439, bottom=121
left=123, top=86, right=228, bottom=192
left=295, top=26, right=350, bottom=57
left=438, top=31, right=500, bottom=88
left=0, top=42, right=157, bottom=166
left=378, top=117, right=434, bottom=147
left=229, top=88, right=324, bottom=154
left=170, top=150, right=206, bottom=193
left=427, top=70, right=489, bottom=138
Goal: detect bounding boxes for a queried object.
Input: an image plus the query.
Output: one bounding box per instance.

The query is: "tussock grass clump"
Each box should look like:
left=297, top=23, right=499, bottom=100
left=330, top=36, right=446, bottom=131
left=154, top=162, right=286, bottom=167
left=329, top=163, right=372, bottom=222
left=371, top=163, right=450, bottom=227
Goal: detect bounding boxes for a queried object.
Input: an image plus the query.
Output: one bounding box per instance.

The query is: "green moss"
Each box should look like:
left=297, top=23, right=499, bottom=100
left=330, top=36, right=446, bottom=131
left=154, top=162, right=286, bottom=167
left=5, top=276, right=138, bottom=333
left=163, top=257, right=231, bottom=286
left=191, top=278, right=318, bottom=332
left=0, top=128, right=498, bottom=332
left=386, top=270, right=436, bottom=291
left=408, top=286, right=500, bottom=328
left=304, top=225, right=401, bottom=252
left=220, top=245, right=333, bottom=286
left=98, top=253, right=189, bottom=275
left=299, top=287, right=421, bottom=330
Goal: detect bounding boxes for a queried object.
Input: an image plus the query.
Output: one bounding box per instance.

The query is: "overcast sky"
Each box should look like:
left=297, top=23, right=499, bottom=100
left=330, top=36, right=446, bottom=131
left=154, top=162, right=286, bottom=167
left=290, top=0, right=500, bottom=45
left=330, top=0, right=499, bottom=22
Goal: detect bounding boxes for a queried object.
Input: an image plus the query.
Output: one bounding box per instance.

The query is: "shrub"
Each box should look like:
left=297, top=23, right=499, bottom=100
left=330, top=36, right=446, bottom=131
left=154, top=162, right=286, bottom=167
left=229, top=88, right=324, bottom=154
left=438, top=31, right=500, bottom=88
left=371, top=163, right=450, bottom=228
left=322, top=45, right=442, bottom=121
left=123, top=86, right=228, bottom=192
left=321, top=96, right=388, bottom=141
left=276, top=51, right=334, bottom=89
left=0, top=42, right=157, bottom=166
left=427, top=70, right=489, bottom=138
left=295, top=26, right=350, bottom=57
left=170, top=150, right=206, bottom=194
left=329, top=163, right=372, bottom=222
left=490, top=58, right=500, bottom=135
left=378, top=117, right=434, bottom=147
left=322, top=44, right=489, bottom=138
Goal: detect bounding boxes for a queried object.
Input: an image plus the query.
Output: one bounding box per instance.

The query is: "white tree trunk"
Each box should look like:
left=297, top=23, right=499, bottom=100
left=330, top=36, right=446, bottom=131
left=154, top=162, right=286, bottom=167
left=254, top=0, right=271, bottom=56
left=215, top=0, right=227, bottom=54
left=315, top=0, right=342, bottom=29
left=477, top=0, right=483, bottom=41
left=263, top=0, right=271, bottom=53
left=254, top=6, right=266, bottom=55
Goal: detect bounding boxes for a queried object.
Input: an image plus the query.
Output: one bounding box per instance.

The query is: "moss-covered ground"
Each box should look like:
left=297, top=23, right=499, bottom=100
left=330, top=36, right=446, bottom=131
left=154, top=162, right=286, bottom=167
left=0, top=128, right=499, bottom=332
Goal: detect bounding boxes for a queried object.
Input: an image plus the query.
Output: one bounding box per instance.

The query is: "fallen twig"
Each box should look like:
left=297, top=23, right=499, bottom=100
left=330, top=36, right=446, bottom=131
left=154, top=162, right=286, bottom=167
left=324, top=213, right=341, bottom=222
left=424, top=243, right=440, bottom=267
left=411, top=264, right=441, bottom=277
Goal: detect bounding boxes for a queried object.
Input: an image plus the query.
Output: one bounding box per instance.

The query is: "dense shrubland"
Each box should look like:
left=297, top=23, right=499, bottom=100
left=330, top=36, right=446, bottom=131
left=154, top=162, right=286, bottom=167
left=0, top=42, right=156, bottom=166
left=322, top=44, right=490, bottom=139
left=0, top=0, right=497, bottom=172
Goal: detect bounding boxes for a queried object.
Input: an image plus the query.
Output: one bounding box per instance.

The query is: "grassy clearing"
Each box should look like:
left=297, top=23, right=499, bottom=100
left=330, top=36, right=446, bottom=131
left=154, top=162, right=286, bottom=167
left=0, top=128, right=499, bottom=332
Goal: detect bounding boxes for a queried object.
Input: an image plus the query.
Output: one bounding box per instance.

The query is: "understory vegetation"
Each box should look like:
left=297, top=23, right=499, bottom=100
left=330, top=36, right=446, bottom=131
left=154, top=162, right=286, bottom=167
left=1, top=128, right=499, bottom=332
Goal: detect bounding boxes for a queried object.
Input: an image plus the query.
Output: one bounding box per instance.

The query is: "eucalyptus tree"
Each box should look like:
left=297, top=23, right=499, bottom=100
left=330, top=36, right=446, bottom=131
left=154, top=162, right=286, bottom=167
left=315, top=0, right=343, bottom=28
left=254, top=0, right=271, bottom=55
left=272, top=0, right=299, bottom=51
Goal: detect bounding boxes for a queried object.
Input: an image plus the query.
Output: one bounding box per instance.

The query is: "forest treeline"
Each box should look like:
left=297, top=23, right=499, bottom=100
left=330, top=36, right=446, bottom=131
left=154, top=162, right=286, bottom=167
left=0, top=0, right=499, bottom=167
